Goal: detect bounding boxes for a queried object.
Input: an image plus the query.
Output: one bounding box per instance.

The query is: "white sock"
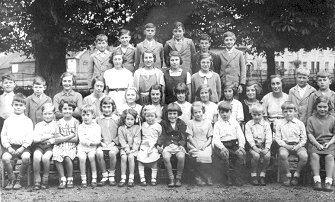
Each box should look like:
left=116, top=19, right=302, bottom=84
left=293, top=172, right=300, bottom=178
left=251, top=173, right=257, bottom=177
left=151, top=168, right=157, bottom=180
left=313, top=175, right=321, bottom=183
left=129, top=174, right=134, bottom=180
left=325, top=177, right=333, bottom=184
left=121, top=175, right=126, bottom=182
left=260, top=172, right=266, bottom=177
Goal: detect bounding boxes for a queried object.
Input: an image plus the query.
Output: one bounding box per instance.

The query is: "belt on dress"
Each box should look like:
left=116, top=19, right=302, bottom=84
left=109, top=88, right=127, bottom=92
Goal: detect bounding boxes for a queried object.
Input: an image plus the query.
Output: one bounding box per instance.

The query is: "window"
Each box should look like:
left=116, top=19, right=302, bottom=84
left=316, top=62, right=320, bottom=73
left=303, top=62, right=307, bottom=68
left=280, top=62, right=284, bottom=69
left=325, top=61, right=329, bottom=70
left=311, top=62, right=315, bottom=73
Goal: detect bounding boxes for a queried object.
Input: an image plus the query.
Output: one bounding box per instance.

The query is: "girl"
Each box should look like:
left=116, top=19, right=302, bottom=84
left=118, top=109, right=141, bottom=187
left=186, top=102, right=213, bottom=186
left=137, top=105, right=162, bottom=186
left=191, top=53, right=221, bottom=103
left=157, top=103, right=187, bottom=187
left=261, top=75, right=288, bottom=129
left=52, top=100, right=79, bottom=189
left=307, top=96, right=335, bottom=192
left=242, top=81, right=262, bottom=123
left=133, top=50, right=165, bottom=105
left=141, top=84, right=165, bottom=123
left=53, top=72, right=83, bottom=120
left=83, top=76, right=106, bottom=119
left=117, top=87, right=142, bottom=116
left=77, top=105, right=101, bottom=187
left=163, top=51, right=191, bottom=104
left=196, top=84, right=218, bottom=124
left=174, top=83, right=192, bottom=123
left=96, top=97, right=120, bottom=186
left=218, top=81, right=244, bottom=123
left=104, top=50, right=134, bottom=112
left=164, top=21, right=196, bottom=74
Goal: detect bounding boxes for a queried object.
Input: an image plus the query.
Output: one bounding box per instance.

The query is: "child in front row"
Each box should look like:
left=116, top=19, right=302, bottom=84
left=245, top=103, right=272, bottom=186
left=96, top=97, right=120, bottom=186
left=32, top=103, right=58, bottom=190
left=1, top=93, right=33, bottom=190
left=77, top=105, right=102, bottom=187
left=275, top=101, right=308, bottom=187
left=118, top=109, right=141, bottom=187
left=137, top=105, right=162, bottom=186
left=52, top=100, right=79, bottom=189
left=307, top=96, right=335, bottom=192
left=212, top=102, right=246, bottom=186
left=157, top=103, right=187, bottom=187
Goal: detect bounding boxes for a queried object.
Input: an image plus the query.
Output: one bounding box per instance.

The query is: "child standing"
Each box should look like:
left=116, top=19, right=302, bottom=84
left=187, top=102, right=213, bottom=186
left=83, top=76, right=106, bottom=119
left=157, top=103, right=187, bottom=187
left=245, top=103, right=272, bottom=186
left=118, top=109, right=141, bottom=187
left=135, top=23, right=165, bottom=69
left=174, top=83, right=192, bottom=123
left=288, top=68, right=316, bottom=125
left=96, top=97, right=120, bottom=186
left=307, top=96, right=335, bottom=192
left=275, top=101, right=308, bottom=186
left=114, top=29, right=135, bottom=73
left=164, top=21, right=196, bottom=74
left=25, top=76, right=52, bottom=126
left=137, top=105, right=162, bottom=186
left=88, top=34, right=112, bottom=85
left=191, top=53, right=221, bottom=103
left=218, top=31, right=246, bottom=94
left=53, top=72, right=83, bottom=120
left=1, top=93, right=33, bottom=190
left=52, top=100, right=79, bottom=189
left=196, top=84, right=218, bottom=123
left=242, top=81, right=262, bottom=123
left=212, top=102, right=246, bottom=186
left=0, top=74, right=16, bottom=132
left=218, top=81, right=244, bottom=123
left=77, top=105, right=102, bottom=187
left=32, top=103, right=58, bottom=190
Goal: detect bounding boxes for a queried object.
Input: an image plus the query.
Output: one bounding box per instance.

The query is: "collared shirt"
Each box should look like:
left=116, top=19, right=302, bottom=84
left=226, top=47, right=235, bottom=55
left=78, top=122, right=101, bottom=149
left=198, top=70, right=213, bottom=85
left=218, top=99, right=244, bottom=122
left=169, top=68, right=191, bottom=84
left=1, top=113, right=33, bottom=148
left=212, top=118, right=245, bottom=149
left=33, top=120, right=58, bottom=143
left=275, top=118, right=307, bottom=147
left=297, top=85, right=307, bottom=98
left=0, top=91, right=14, bottom=119
left=97, top=50, right=109, bottom=57
left=245, top=119, right=272, bottom=149
left=96, top=114, right=119, bottom=145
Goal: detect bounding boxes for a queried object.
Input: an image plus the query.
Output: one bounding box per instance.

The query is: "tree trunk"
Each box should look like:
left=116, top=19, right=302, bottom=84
left=265, top=48, right=276, bottom=79
left=30, top=0, right=66, bottom=98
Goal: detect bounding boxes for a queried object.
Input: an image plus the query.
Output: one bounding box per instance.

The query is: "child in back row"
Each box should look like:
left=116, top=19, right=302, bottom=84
left=25, top=76, right=52, bottom=126
left=1, top=93, right=33, bottom=190
left=0, top=74, right=16, bottom=132
left=114, top=29, right=135, bottom=73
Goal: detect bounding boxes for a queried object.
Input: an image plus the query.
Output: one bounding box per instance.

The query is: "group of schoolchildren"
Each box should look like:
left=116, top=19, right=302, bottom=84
left=0, top=21, right=334, bottom=194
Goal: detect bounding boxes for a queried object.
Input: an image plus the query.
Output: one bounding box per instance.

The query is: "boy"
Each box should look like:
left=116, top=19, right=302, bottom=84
left=218, top=31, right=246, bottom=94
left=213, top=102, right=246, bottom=186
left=88, top=34, right=112, bottom=87
left=275, top=101, right=308, bottom=186
left=32, top=103, right=58, bottom=190
left=245, top=103, right=272, bottom=186
left=0, top=74, right=16, bottom=132
left=307, top=70, right=335, bottom=117
left=191, top=34, right=221, bottom=74
left=288, top=68, right=316, bottom=125
left=135, top=23, right=165, bottom=70
left=1, top=93, right=33, bottom=190
left=25, top=76, right=52, bottom=126
left=114, top=29, right=136, bottom=73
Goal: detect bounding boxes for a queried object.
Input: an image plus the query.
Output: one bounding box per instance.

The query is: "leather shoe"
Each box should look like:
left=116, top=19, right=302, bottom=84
left=250, top=176, right=259, bottom=186
left=127, top=181, right=134, bottom=187
left=324, top=182, right=333, bottom=192
left=314, top=181, right=322, bottom=191
left=290, top=177, right=299, bottom=186
left=13, top=181, right=22, bottom=190
left=118, top=181, right=125, bottom=187
left=175, top=178, right=182, bottom=187
left=168, top=179, right=174, bottom=187
left=226, top=176, right=233, bottom=186
left=5, top=180, right=14, bottom=190
left=259, top=177, right=266, bottom=186
left=207, top=177, right=213, bottom=186
left=140, top=181, right=147, bottom=186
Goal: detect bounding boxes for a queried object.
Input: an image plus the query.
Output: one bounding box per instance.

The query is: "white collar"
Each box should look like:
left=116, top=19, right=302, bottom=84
left=199, top=70, right=213, bottom=78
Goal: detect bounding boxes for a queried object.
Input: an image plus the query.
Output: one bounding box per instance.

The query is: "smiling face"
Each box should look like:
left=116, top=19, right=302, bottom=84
left=316, top=102, right=329, bottom=117
left=176, top=92, right=186, bottom=103
left=246, top=85, right=257, bottom=100
left=96, top=41, right=108, bottom=52
left=42, top=108, right=54, bottom=123
left=62, top=75, right=74, bottom=91
left=113, top=54, right=123, bottom=68
left=150, top=89, right=161, bottom=104
left=125, top=89, right=137, bottom=104
left=271, top=77, right=282, bottom=93
left=102, top=103, right=113, bottom=117
left=200, top=58, right=211, bottom=73
left=12, top=101, right=25, bottom=115
left=173, top=27, right=184, bottom=41
left=61, top=103, right=74, bottom=119
left=2, top=78, right=16, bottom=93
left=168, top=111, right=178, bottom=124
left=170, top=56, right=181, bottom=70
left=200, top=88, right=210, bottom=103
left=119, top=34, right=131, bottom=47
left=143, top=52, right=154, bottom=68
left=224, top=36, right=235, bottom=49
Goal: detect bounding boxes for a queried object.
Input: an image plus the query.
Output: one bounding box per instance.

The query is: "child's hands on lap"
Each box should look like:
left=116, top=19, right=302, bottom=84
left=156, top=145, right=163, bottom=153
left=15, top=147, right=25, bottom=156
left=100, top=142, right=107, bottom=148
left=291, top=145, right=301, bottom=152
left=220, top=147, right=229, bottom=157
left=237, top=147, right=246, bottom=155
left=261, top=148, right=270, bottom=156
left=252, top=146, right=261, bottom=153
left=316, top=142, right=324, bottom=151
left=8, top=147, right=15, bottom=155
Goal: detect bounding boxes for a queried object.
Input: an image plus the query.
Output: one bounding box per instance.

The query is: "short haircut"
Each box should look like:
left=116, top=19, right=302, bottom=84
left=91, top=75, right=106, bottom=91
left=222, top=81, right=237, bottom=96
left=173, top=21, right=185, bottom=31
left=109, top=49, right=124, bottom=65
left=141, top=50, right=157, bottom=63
left=120, top=108, right=138, bottom=126
left=250, top=103, right=264, bottom=114
left=269, top=74, right=284, bottom=90
left=124, top=87, right=139, bottom=101
left=296, top=67, right=310, bottom=76
left=59, top=72, right=76, bottom=86
left=58, top=100, right=76, bottom=111
left=199, top=34, right=211, bottom=42
left=81, top=104, right=95, bottom=116
left=197, top=52, right=212, bottom=66
left=148, top=84, right=163, bottom=104
left=191, top=101, right=205, bottom=115
left=167, top=51, right=183, bottom=66
left=95, top=34, right=108, bottom=43
left=316, top=70, right=330, bottom=79
left=174, top=82, right=189, bottom=96
left=281, top=101, right=297, bottom=111
left=119, top=29, right=131, bottom=37
left=42, top=103, right=55, bottom=112
left=12, top=93, right=26, bottom=105
left=196, top=84, right=212, bottom=100
left=2, top=73, right=15, bottom=82
left=166, top=102, right=182, bottom=116
left=33, top=75, right=47, bottom=86
left=313, top=95, right=333, bottom=112
left=144, top=23, right=156, bottom=29
left=218, top=101, right=232, bottom=112
left=100, top=96, right=116, bottom=112
left=223, top=31, right=236, bottom=41
left=245, top=80, right=262, bottom=97
left=142, top=105, right=157, bottom=117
